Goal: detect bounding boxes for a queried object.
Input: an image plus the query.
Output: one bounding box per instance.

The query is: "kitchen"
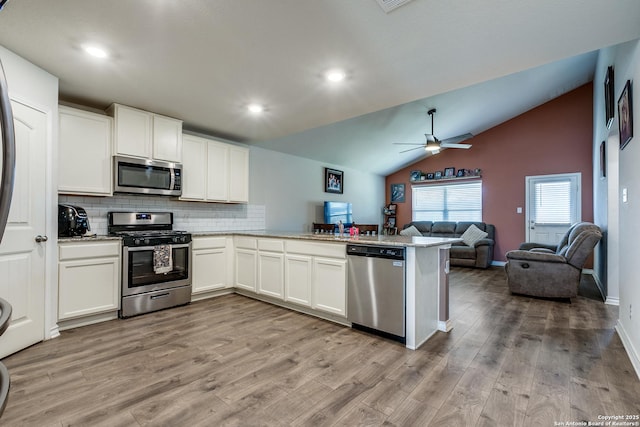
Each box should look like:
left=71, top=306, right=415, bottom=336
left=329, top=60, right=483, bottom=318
left=0, top=37, right=455, bottom=422
left=2, top=0, right=640, bottom=424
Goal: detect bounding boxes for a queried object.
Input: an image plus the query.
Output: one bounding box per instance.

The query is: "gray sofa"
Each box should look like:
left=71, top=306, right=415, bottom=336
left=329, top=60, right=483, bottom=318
left=402, top=221, right=495, bottom=268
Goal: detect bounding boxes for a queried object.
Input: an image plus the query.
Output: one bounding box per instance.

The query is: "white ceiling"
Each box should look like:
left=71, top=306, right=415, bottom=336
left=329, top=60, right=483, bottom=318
left=1, top=0, right=639, bottom=175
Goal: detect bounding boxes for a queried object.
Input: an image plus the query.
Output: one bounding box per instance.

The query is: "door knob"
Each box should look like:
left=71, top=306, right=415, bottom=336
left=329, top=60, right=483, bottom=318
left=35, top=235, right=48, bottom=243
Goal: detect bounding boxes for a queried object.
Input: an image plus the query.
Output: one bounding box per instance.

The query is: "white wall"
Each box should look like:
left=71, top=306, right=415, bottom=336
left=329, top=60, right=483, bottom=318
left=249, top=146, right=385, bottom=231
left=593, top=48, right=620, bottom=304
left=595, top=38, right=640, bottom=378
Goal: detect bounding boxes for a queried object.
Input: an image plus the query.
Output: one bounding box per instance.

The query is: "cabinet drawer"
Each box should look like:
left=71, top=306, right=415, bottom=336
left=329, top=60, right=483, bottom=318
left=258, top=239, right=284, bottom=253
left=59, top=241, right=120, bottom=261
left=285, top=241, right=346, bottom=259
left=193, top=236, right=227, bottom=250
left=235, top=236, right=257, bottom=250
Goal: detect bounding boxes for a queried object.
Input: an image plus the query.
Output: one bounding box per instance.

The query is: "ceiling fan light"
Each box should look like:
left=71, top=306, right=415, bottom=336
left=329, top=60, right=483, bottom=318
left=425, top=140, right=440, bottom=151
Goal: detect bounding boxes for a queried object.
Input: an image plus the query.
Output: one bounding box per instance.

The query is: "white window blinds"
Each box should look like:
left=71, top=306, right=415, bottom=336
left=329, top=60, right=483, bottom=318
left=412, top=181, right=482, bottom=222
left=534, top=180, right=574, bottom=224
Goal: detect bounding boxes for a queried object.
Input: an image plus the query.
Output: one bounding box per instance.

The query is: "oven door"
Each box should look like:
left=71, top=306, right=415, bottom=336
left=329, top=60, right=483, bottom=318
left=122, top=242, right=191, bottom=297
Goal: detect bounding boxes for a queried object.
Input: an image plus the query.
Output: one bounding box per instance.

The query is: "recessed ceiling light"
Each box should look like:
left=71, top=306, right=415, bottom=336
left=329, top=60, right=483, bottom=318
left=247, top=103, right=264, bottom=114
left=325, top=69, right=346, bottom=83
left=82, top=44, right=109, bottom=59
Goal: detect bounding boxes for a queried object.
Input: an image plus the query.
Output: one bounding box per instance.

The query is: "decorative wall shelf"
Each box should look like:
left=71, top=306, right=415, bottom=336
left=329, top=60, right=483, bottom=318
left=410, top=175, right=482, bottom=185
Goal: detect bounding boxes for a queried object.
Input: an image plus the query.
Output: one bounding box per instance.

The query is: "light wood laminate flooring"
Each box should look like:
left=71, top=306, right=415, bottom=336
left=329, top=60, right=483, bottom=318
left=2, top=267, right=639, bottom=426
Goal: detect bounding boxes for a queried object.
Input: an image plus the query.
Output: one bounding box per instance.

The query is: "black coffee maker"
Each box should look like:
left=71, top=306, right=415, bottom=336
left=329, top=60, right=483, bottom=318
left=58, top=204, right=91, bottom=237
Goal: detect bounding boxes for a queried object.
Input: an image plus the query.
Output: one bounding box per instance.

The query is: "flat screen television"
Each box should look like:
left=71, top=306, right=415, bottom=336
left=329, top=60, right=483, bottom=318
left=324, top=201, right=352, bottom=225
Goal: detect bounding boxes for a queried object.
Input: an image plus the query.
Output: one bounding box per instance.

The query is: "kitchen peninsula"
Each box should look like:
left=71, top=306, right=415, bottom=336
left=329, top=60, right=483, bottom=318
left=194, top=231, right=460, bottom=350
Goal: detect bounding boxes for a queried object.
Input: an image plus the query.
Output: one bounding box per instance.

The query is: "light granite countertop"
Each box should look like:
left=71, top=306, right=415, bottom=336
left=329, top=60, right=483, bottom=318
left=192, top=230, right=461, bottom=248
left=57, top=235, right=121, bottom=243
left=57, top=231, right=461, bottom=248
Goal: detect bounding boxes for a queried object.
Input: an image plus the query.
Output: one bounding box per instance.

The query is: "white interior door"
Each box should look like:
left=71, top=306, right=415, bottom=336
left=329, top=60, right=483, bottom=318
left=525, top=173, right=581, bottom=245
left=0, top=100, right=47, bottom=358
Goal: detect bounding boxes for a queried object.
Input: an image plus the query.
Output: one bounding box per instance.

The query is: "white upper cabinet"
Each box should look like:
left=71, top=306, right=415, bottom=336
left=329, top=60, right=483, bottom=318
left=58, top=105, right=113, bottom=196
left=153, top=114, right=183, bottom=162
left=180, top=135, right=207, bottom=200
left=108, top=103, right=182, bottom=162
left=206, top=140, right=229, bottom=201
left=181, top=134, right=249, bottom=203
left=228, top=146, right=249, bottom=203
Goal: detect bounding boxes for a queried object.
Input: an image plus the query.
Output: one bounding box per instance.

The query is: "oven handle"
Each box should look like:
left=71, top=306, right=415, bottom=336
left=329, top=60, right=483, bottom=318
left=125, top=243, right=191, bottom=252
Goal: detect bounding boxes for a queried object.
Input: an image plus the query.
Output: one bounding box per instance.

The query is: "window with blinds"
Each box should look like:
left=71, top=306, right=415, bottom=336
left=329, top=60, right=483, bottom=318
left=412, top=181, right=482, bottom=222
left=534, top=180, right=574, bottom=224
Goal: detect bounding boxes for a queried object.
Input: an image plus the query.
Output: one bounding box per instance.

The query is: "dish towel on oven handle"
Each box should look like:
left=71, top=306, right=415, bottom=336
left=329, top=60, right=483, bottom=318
left=153, top=244, right=173, bottom=274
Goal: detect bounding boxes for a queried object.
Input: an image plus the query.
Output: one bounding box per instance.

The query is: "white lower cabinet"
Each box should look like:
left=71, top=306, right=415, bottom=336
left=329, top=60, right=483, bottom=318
left=230, top=237, right=347, bottom=320
left=285, top=241, right=347, bottom=317
left=312, top=257, right=347, bottom=316
left=235, top=237, right=257, bottom=292
left=58, top=241, right=120, bottom=321
left=257, top=239, right=284, bottom=299
left=284, top=254, right=312, bottom=307
left=192, top=237, right=231, bottom=295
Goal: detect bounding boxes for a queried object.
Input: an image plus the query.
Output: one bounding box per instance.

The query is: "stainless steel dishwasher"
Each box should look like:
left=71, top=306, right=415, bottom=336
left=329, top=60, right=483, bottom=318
left=347, top=244, right=405, bottom=343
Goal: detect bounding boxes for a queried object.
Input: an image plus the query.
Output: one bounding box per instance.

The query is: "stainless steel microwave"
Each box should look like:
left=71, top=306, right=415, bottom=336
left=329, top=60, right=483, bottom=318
left=114, top=156, right=182, bottom=196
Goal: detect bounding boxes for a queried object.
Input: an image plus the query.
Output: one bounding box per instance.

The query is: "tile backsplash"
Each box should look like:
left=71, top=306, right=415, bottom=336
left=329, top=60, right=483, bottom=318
left=59, top=195, right=266, bottom=235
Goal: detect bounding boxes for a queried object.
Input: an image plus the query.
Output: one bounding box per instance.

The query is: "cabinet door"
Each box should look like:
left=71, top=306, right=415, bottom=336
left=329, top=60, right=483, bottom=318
left=235, top=249, right=257, bottom=292
left=58, top=257, right=120, bottom=320
left=180, top=135, right=207, bottom=200
left=312, top=257, right=347, bottom=317
left=152, top=114, right=183, bottom=162
left=58, top=106, right=113, bottom=196
left=258, top=251, right=284, bottom=299
left=111, top=104, right=152, bottom=158
left=193, top=248, right=228, bottom=294
left=206, top=141, right=229, bottom=201
left=285, top=254, right=312, bottom=307
left=228, top=146, right=249, bottom=203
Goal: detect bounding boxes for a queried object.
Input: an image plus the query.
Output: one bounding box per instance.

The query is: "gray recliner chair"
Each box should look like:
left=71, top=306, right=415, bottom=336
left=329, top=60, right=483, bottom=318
left=505, top=222, right=602, bottom=298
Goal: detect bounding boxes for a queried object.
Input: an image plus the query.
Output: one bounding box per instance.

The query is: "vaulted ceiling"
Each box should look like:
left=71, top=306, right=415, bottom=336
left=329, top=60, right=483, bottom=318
left=1, top=0, right=639, bottom=175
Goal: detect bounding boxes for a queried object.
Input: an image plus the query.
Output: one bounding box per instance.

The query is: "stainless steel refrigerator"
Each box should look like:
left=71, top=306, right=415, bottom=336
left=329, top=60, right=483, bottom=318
left=0, top=54, right=16, bottom=417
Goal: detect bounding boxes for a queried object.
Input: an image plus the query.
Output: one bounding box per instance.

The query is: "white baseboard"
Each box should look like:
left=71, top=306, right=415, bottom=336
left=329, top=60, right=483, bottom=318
left=49, top=324, right=60, bottom=340
left=616, top=320, right=640, bottom=380
left=438, top=319, right=453, bottom=332
left=605, top=296, right=620, bottom=306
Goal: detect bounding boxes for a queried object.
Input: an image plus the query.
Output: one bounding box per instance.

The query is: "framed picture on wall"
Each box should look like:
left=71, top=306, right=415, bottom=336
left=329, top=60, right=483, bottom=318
left=604, top=66, right=615, bottom=129
left=618, top=79, right=633, bottom=150
left=390, top=183, right=405, bottom=203
left=444, top=167, right=455, bottom=177
left=324, top=168, right=343, bottom=194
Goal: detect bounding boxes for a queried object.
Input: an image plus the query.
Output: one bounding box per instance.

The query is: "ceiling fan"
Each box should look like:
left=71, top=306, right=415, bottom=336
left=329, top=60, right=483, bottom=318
left=394, top=108, right=473, bottom=154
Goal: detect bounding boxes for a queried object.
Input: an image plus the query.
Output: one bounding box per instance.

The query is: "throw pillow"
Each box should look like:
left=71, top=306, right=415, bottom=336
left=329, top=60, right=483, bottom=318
left=460, top=224, right=488, bottom=247
left=400, top=225, right=422, bottom=237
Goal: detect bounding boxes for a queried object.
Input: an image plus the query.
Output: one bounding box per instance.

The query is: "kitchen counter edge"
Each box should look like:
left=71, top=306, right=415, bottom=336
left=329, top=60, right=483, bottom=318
left=58, top=235, right=122, bottom=243
left=192, top=230, right=461, bottom=248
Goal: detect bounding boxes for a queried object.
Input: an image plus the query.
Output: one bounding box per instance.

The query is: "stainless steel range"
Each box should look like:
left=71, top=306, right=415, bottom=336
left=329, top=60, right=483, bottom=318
left=108, top=212, right=192, bottom=318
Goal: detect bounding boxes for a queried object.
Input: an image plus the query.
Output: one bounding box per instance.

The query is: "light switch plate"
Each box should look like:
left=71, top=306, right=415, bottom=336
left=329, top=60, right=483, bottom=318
left=623, top=188, right=628, bottom=203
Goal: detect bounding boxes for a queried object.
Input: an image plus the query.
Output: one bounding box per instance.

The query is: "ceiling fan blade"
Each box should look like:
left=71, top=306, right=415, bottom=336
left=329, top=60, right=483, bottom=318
left=399, top=146, right=425, bottom=153
left=440, top=133, right=473, bottom=145
left=392, top=142, right=426, bottom=146
left=440, top=143, right=472, bottom=149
